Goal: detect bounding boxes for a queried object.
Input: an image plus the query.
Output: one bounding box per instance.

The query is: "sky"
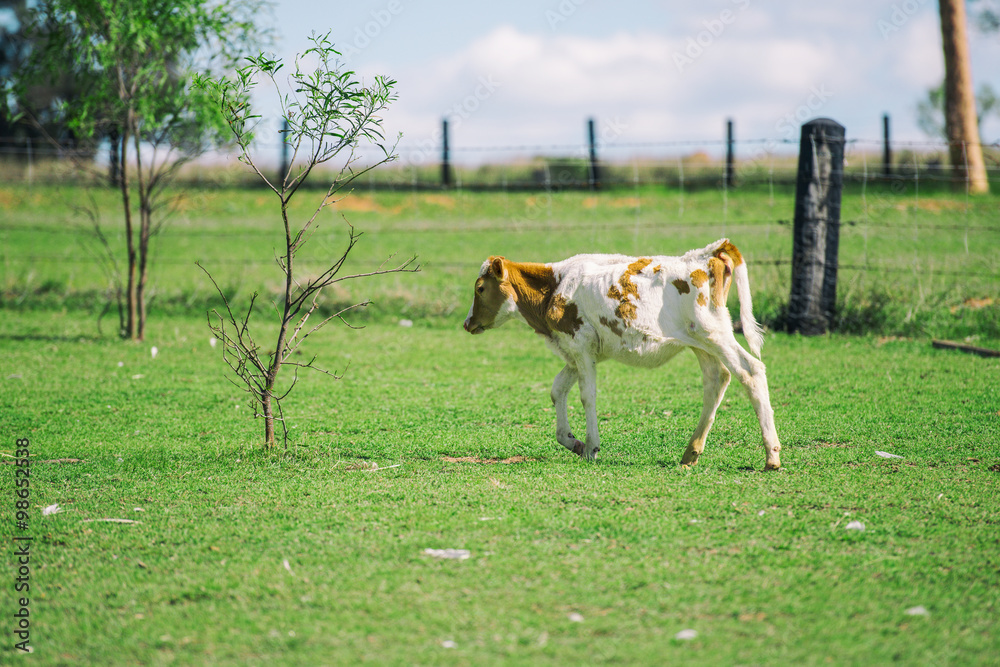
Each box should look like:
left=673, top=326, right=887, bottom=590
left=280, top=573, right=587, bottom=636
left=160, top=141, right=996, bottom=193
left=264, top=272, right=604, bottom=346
left=249, top=0, right=1000, bottom=166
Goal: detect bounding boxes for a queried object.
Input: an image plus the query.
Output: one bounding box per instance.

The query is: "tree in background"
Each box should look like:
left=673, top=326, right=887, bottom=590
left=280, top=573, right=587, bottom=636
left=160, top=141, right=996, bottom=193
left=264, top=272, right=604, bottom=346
left=937, top=0, right=990, bottom=194
left=969, top=0, right=1000, bottom=32
left=917, top=82, right=999, bottom=141
left=0, top=0, right=81, bottom=154
left=197, top=34, right=418, bottom=449
left=8, top=0, right=268, bottom=340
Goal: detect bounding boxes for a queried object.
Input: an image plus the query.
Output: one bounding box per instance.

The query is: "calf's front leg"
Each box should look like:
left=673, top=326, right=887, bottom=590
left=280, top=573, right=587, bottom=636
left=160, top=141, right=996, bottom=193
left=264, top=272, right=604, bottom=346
left=551, top=365, right=585, bottom=456
left=575, top=356, right=600, bottom=460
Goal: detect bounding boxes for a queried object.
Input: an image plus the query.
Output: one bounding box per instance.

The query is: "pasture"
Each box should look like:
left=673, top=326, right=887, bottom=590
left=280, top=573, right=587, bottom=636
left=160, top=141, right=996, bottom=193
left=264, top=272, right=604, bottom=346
left=1, top=181, right=999, bottom=664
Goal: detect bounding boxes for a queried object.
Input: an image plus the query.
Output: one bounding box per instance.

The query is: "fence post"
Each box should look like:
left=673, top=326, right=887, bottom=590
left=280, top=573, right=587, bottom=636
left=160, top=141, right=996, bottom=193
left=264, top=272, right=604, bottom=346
left=108, top=127, right=121, bottom=187
left=587, top=117, right=599, bottom=190
left=725, top=118, right=735, bottom=188
left=26, top=136, right=33, bottom=186
left=441, top=118, right=452, bottom=189
left=279, top=118, right=290, bottom=184
left=787, top=118, right=845, bottom=335
left=882, top=113, right=892, bottom=177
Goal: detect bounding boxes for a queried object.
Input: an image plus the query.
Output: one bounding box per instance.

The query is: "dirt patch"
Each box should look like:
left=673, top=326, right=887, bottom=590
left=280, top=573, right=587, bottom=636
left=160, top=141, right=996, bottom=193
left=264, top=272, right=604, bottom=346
left=950, top=297, right=994, bottom=314
left=0, top=189, right=19, bottom=208
left=610, top=196, right=641, bottom=209
left=894, top=199, right=967, bottom=213
left=327, top=194, right=380, bottom=212
left=802, top=441, right=851, bottom=449
left=442, top=456, right=535, bottom=464
left=421, top=194, right=456, bottom=209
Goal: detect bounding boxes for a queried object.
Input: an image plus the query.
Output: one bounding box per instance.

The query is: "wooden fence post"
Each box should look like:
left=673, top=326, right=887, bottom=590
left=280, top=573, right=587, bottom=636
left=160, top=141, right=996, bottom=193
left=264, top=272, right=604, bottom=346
left=882, top=113, right=892, bottom=177
left=279, top=118, right=290, bottom=184
left=787, top=118, right=845, bottom=335
left=587, top=118, right=599, bottom=190
left=441, top=118, right=452, bottom=188
left=725, top=118, right=735, bottom=188
left=108, top=127, right=121, bottom=187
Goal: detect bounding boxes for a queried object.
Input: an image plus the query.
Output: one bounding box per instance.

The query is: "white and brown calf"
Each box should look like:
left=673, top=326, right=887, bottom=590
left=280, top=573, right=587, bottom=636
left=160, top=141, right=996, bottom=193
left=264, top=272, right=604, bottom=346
left=463, top=238, right=781, bottom=470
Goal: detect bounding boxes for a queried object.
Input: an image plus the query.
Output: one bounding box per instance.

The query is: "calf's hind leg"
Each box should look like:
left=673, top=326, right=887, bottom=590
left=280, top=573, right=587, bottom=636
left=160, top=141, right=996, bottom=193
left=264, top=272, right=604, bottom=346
left=680, top=348, right=731, bottom=467
left=701, top=338, right=782, bottom=470
left=551, top=365, right=585, bottom=456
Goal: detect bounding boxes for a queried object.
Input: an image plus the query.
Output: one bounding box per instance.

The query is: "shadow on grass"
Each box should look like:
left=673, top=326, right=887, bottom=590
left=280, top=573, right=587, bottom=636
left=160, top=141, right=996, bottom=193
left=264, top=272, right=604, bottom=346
left=0, top=333, right=104, bottom=343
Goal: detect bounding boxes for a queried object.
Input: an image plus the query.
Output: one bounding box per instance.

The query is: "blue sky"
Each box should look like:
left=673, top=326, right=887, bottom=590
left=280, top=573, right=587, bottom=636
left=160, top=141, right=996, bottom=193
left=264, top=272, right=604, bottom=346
left=253, top=0, right=1000, bottom=164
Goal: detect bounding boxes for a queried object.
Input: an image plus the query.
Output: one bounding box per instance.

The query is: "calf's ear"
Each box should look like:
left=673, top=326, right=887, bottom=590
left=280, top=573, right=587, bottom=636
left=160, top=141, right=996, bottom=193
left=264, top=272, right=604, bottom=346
left=489, top=256, right=506, bottom=279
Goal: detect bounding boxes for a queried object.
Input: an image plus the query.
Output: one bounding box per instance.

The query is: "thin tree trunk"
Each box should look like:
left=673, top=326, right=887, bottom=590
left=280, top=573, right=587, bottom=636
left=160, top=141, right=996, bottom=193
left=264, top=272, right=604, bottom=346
left=262, top=390, right=275, bottom=446
left=137, top=205, right=150, bottom=341
left=134, top=129, right=151, bottom=342
left=120, top=120, right=138, bottom=340
left=260, top=204, right=297, bottom=449
left=939, top=0, right=990, bottom=194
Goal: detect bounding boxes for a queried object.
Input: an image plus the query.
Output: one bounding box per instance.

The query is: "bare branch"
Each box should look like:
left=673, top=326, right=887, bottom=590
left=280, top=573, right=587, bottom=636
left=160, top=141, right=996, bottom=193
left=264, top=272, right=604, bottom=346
left=286, top=300, right=370, bottom=358
left=283, top=361, right=345, bottom=381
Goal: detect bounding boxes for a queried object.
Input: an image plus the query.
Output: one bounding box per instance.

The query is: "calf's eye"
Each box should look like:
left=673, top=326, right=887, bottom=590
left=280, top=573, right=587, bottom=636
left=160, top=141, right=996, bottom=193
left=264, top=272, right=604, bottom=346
left=477, top=286, right=485, bottom=294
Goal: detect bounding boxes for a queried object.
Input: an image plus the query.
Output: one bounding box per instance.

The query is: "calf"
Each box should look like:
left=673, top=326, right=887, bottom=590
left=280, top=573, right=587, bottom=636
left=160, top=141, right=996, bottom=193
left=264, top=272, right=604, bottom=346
left=463, top=238, right=781, bottom=470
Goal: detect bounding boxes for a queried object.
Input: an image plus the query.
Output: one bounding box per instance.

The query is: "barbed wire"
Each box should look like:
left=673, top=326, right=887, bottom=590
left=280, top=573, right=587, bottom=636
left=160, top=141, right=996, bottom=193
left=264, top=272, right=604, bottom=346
left=4, top=252, right=992, bottom=280
left=3, top=214, right=999, bottom=240
left=2, top=134, right=998, bottom=156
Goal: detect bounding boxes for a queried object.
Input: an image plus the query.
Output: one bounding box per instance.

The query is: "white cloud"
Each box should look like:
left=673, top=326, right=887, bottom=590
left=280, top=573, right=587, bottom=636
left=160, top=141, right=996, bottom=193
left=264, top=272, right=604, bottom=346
left=383, top=23, right=858, bottom=158
left=888, top=13, right=944, bottom=89
left=261, top=2, right=1000, bottom=165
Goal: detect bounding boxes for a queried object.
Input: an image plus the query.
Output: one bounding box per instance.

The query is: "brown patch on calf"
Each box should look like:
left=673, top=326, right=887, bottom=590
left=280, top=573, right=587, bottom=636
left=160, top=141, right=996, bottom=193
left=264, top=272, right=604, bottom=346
left=547, top=294, right=584, bottom=336
left=697, top=293, right=708, bottom=307
left=615, top=300, right=638, bottom=322
left=600, top=316, right=624, bottom=337
left=707, top=252, right=735, bottom=307
left=706, top=240, right=743, bottom=306
left=653, top=264, right=663, bottom=274
left=690, top=269, right=708, bottom=288
left=608, top=258, right=653, bottom=325
left=707, top=257, right=726, bottom=307
left=672, top=279, right=690, bottom=295
left=495, top=260, right=582, bottom=338
left=715, top=240, right=744, bottom=267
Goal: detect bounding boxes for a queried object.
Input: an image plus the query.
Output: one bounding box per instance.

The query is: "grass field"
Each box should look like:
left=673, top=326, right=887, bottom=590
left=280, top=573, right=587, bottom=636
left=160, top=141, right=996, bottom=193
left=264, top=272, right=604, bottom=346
left=3, top=180, right=999, bottom=339
left=1, top=180, right=999, bottom=663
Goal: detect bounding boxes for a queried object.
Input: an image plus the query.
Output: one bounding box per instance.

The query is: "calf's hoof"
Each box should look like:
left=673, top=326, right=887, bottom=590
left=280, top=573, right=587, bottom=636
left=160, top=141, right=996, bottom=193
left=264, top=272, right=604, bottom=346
left=680, top=450, right=700, bottom=467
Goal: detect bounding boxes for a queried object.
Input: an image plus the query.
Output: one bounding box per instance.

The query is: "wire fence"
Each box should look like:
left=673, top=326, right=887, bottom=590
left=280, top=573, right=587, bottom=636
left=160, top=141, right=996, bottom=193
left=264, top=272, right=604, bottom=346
left=1, top=132, right=998, bottom=330
left=2, top=133, right=999, bottom=191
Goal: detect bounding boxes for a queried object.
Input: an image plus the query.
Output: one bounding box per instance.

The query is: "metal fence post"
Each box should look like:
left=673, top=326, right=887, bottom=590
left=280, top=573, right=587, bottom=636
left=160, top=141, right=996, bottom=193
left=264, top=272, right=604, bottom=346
left=787, top=118, right=845, bottom=335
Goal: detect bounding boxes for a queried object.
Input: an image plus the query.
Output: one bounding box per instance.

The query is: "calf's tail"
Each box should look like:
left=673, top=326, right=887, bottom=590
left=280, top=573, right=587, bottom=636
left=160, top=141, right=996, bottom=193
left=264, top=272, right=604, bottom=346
left=734, top=261, right=765, bottom=358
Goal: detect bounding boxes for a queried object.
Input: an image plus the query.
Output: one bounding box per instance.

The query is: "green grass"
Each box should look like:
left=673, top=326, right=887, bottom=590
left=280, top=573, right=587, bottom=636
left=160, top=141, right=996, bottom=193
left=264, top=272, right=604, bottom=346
left=2, top=310, right=999, bottom=664
left=1, top=179, right=998, bottom=663
left=2, top=181, right=998, bottom=340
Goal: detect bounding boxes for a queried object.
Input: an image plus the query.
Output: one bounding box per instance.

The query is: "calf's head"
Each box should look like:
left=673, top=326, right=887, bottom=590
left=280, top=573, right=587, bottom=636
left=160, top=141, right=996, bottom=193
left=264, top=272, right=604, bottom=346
left=464, top=256, right=518, bottom=334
